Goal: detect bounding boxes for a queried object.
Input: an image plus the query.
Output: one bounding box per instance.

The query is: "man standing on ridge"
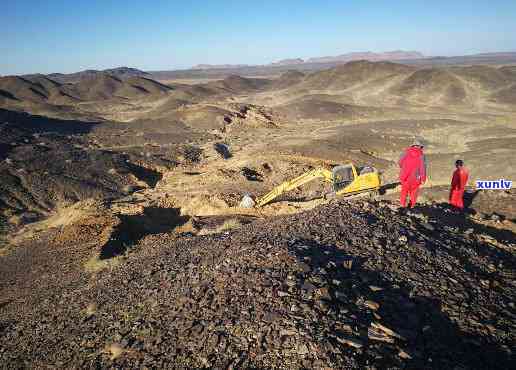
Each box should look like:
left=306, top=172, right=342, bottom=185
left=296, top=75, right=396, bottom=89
left=399, top=137, right=427, bottom=208
left=449, top=159, right=469, bottom=209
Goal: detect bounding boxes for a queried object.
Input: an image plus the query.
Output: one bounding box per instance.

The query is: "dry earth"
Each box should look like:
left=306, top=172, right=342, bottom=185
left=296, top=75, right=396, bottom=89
left=1, top=60, right=515, bottom=368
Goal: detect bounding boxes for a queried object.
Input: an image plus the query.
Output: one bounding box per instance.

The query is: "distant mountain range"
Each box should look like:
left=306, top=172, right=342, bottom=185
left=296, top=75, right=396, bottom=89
left=192, top=64, right=250, bottom=70
left=305, top=50, right=424, bottom=64
left=270, top=58, right=305, bottom=66
left=7, top=51, right=516, bottom=83
left=150, top=52, right=516, bottom=80
left=191, top=51, right=424, bottom=70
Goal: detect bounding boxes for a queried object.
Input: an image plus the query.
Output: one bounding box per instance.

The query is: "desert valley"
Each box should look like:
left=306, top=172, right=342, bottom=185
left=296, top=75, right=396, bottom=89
left=0, top=54, right=515, bottom=368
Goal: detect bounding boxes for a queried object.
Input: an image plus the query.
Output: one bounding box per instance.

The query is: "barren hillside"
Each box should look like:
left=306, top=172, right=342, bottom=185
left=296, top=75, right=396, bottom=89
left=1, top=198, right=514, bottom=368
left=300, top=61, right=415, bottom=91
left=389, top=69, right=468, bottom=105
left=0, top=60, right=515, bottom=369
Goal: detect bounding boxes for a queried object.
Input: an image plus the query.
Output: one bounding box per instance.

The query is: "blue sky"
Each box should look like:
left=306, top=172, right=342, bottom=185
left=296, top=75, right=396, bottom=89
left=1, top=0, right=515, bottom=75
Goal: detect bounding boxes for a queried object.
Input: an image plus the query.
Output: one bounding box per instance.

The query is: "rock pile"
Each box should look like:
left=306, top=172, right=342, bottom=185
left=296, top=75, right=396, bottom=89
left=0, top=199, right=514, bottom=368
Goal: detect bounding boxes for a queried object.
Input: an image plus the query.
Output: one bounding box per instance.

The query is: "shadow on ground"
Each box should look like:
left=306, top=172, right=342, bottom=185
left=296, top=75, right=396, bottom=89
left=380, top=181, right=400, bottom=195
left=0, top=216, right=7, bottom=250
left=288, top=238, right=514, bottom=369
left=0, top=108, right=98, bottom=135
left=464, top=190, right=481, bottom=209
left=100, top=207, right=189, bottom=259
left=406, top=203, right=516, bottom=287
left=125, top=161, right=163, bottom=187
left=416, top=202, right=516, bottom=245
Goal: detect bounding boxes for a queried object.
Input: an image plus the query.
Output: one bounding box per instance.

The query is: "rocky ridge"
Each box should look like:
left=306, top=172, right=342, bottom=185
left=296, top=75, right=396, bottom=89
left=0, top=198, right=514, bottom=368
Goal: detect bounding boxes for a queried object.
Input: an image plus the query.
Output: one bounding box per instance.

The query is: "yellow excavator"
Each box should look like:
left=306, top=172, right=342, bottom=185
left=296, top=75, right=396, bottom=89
left=240, top=163, right=381, bottom=208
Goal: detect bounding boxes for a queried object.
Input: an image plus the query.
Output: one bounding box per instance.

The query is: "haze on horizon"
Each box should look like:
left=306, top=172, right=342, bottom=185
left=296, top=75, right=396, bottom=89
left=2, top=0, right=516, bottom=75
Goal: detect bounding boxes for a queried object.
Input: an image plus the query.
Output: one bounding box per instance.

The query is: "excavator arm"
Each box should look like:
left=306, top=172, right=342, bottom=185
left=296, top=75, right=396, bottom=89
left=255, top=168, right=333, bottom=207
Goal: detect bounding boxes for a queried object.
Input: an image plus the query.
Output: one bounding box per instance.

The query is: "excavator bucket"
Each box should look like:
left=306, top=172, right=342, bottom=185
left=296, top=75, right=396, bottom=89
left=239, top=194, right=256, bottom=208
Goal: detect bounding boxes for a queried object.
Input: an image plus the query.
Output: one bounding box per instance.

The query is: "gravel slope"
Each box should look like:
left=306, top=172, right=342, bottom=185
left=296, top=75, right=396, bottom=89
left=0, top=199, right=515, bottom=369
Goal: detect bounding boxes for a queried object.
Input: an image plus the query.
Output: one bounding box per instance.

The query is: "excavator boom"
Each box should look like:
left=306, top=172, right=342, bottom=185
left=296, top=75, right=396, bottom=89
left=239, top=162, right=381, bottom=209
left=255, top=168, right=333, bottom=207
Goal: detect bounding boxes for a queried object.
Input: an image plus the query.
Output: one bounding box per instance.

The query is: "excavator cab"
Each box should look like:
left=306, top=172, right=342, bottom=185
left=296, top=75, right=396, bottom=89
left=334, top=163, right=381, bottom=196
left=332, top=164, right=357, bottom=192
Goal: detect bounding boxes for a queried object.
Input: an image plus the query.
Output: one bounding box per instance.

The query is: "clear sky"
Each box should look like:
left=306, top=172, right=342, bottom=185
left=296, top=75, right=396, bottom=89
left=2, top=0, right=516, bottom=75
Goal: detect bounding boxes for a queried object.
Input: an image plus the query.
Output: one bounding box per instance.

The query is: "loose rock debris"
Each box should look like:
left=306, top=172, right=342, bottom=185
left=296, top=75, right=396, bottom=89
left=0, top=199, right=514, bottom=369
left=213, top=142, right=232, bottom=159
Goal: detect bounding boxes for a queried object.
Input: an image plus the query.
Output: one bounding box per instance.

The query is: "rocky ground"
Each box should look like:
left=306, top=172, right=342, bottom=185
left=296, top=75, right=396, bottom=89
left=1, top=198, right=514, bottom=369
left=1, top=61, right=516, bottom=369
left=0, top=108, right=214, bottom=236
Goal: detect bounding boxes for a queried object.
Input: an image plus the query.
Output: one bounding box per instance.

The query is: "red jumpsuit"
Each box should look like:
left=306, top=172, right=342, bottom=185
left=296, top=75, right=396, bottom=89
left=449, top=167, right=469, bottom=209
left=399, top=147, right=427, bottom=207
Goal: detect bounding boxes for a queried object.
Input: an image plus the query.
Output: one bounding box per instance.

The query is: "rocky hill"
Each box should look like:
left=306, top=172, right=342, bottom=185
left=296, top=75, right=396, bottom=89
left=0, top=76, right=62, bottom=103
left=46, top=67, right=150, bottom=83
left=70, top=74, right=171, bottom=101
left=0, top=56, right=515, bottom=369
left=0, top=108, right=209, bottom=227
left=0, top=73, right=171, bottom=106
left=299, top=61, right=415, bottom=91
left=269, top=61, right=516, bottom=110
left=0, top=198, right=514, bottom=368
left=389, top=69, right=468, bottom=105
left=205, top=75, right=272, bottom=94
left=272, top=70, right=306, bottom=89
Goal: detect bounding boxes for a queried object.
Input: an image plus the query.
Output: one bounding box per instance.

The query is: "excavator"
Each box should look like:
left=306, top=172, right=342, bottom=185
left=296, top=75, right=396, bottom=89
left=240, top=163, right=381, bottom=208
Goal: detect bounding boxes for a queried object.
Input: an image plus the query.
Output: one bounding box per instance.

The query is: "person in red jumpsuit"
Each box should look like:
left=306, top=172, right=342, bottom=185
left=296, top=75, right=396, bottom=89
left=449, top=159, right=469, bottom=209
left=399, top=138, right=427, bottom=208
